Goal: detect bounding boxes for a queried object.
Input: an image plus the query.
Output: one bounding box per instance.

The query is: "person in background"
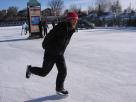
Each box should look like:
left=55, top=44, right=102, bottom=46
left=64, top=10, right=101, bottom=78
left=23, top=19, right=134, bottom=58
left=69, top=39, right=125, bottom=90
left=21, top=22, right=28, bottom=35
left=38, top=21, right=43, bottom=38
left=26, top=11, right=78, bottom=95
left=42, top=20, right=48, bottom=36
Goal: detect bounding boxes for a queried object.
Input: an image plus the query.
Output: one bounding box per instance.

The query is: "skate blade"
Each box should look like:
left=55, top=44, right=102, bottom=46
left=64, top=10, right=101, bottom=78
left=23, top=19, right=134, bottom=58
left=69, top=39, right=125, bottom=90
left=56, top=92, right=69, bottom=96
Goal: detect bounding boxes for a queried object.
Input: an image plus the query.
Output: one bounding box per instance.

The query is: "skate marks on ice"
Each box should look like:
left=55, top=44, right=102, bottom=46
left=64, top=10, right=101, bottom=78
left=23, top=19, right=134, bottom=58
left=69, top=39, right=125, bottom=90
left=25, top=94, right=68, bottom=102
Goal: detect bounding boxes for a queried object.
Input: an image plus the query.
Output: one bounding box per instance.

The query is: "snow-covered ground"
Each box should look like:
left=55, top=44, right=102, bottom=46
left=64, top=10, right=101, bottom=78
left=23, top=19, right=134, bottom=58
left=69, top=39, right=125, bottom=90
left=0, top=26, right=136, bottom=102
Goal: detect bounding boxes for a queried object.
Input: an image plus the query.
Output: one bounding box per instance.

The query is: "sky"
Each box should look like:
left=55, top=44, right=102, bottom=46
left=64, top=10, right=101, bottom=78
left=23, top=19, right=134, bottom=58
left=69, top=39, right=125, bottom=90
left=0, top=0, right=136, bottom=11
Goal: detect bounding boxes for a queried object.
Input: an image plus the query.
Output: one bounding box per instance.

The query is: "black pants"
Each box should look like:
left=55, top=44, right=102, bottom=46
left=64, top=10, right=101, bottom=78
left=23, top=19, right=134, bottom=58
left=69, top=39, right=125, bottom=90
left=29, top=52, right=67, bottom=90
left=44, top=29, right=47, bottom=36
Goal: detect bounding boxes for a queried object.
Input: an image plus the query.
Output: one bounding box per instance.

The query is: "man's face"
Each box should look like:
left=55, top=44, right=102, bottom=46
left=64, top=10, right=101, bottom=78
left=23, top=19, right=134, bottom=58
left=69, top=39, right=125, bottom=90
left=69, top=18, right=78, bottom=29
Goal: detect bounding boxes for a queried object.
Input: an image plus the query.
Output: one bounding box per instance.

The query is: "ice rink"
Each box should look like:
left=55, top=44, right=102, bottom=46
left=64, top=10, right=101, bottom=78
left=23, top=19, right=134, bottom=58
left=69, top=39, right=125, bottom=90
left=0, top=26, right=136, bottom=102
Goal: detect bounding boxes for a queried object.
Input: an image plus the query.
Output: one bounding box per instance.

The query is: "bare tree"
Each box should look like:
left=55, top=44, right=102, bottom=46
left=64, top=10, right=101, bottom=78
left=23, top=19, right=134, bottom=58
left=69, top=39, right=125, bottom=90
left=110, top=0, right=122, bottom=14
left=7, top=6, right=18, bottom=16
left=48, top=0, right=64, bottom=16
left=95, top=0, right=113, bottom=16
left=96, top=0, right=113, bottom=12
left=88, top=6, right=96, bottom=13
left=69, top=4, right=87, bottom=17
left=124, top=1, right=134, bottom=13
left=6, top=6, right=18, bottom=21
left=69, top=4, right=81, bottom=13
left=18, top=8, right=27, bottom=20
left=0, top=9, right=7, bottom=21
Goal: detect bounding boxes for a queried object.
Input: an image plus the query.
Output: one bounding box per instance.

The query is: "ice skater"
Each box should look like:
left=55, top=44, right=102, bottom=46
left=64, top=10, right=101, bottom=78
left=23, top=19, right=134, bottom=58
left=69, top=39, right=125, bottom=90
left=21, top=22, right=28, bottom=35
left=26, top=11, right=78, bottom=95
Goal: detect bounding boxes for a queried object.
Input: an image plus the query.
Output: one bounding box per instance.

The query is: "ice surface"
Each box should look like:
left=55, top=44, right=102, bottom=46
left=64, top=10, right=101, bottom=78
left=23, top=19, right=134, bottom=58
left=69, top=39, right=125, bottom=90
left=0, top=26, right=136, bottom=102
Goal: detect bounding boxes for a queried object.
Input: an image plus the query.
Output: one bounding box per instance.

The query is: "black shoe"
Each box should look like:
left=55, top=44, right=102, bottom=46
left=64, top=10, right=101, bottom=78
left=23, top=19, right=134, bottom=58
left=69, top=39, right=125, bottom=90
left=56, top=88, right=69, bottom=95
left=26, top=65, right=31, bottom=79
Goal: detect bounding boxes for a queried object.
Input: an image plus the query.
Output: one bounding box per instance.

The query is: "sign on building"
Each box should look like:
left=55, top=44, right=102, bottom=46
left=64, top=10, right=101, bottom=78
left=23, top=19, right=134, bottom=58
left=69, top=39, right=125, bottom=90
left=28, top=7, right=41, bottom=33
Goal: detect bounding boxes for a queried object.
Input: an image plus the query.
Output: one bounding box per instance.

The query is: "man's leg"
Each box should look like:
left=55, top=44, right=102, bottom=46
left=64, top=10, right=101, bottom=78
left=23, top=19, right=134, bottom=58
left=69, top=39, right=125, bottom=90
left=29, top=54, right=55, bottom=77
left=55, top=55, right=67, bottom=91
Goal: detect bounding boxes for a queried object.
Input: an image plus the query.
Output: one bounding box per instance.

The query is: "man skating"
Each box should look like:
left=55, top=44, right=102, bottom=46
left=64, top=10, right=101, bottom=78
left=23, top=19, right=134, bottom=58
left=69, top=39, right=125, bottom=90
left=26, top=11, right=78, bottom=95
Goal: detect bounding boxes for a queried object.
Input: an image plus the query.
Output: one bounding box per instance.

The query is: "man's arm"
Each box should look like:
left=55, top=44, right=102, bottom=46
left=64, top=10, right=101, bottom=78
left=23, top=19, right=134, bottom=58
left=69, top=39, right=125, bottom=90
left=42, top=22, right=63, bottom=49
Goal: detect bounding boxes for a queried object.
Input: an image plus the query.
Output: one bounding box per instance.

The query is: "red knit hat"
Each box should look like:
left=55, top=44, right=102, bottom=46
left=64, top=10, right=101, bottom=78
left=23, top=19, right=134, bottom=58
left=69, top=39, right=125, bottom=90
left=66, top=11, right=78, bottom=21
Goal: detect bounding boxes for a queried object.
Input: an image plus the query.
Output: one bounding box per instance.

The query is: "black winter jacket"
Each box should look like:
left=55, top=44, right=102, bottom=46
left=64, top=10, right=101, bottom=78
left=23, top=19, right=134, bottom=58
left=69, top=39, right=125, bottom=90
left=42, top=21, right=75, bottom=55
